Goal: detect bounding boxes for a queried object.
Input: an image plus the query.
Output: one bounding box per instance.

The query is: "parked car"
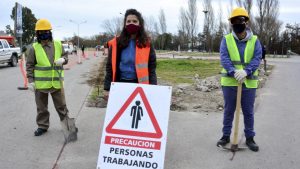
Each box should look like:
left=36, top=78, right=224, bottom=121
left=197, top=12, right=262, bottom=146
left=0, top=39, right=21, bottom=67
left=62, top=43, right=74, bottom=55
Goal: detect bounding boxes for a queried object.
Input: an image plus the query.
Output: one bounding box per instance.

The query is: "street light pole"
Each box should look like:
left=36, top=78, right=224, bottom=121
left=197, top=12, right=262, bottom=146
left=203, top=9, right=208, bottom=53
left=69, top=19, right=86, bottom=63
left=69, top=19, right=87, bottom=49
left=77, top=23, right=79, bottom=49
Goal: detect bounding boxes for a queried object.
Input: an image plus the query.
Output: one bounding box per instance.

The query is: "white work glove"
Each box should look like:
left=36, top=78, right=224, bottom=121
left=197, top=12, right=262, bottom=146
left=54, top=58, right=65, bottom=66
left=234, top=69, right=247, bottom=83
left=28, top=82, right=35, bottom=92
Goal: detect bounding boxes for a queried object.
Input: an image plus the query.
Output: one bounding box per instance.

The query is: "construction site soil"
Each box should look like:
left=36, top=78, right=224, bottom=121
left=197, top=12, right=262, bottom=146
left=86, top=57, right=271, bottom=113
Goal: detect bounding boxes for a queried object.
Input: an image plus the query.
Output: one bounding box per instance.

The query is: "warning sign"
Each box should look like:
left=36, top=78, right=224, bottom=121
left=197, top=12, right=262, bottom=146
left=97, top=82, right=172, bottom=169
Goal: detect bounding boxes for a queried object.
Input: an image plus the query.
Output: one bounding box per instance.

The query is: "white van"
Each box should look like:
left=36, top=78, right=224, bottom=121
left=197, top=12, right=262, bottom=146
left=62, top=43, right=74, bottom=55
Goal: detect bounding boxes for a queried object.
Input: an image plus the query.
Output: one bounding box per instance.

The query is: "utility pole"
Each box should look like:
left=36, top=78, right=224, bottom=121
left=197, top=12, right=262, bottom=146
left=69, top=19, right=87, bottom=49
left=203, top=9, right=208, bottom=53
left=69, top=19, right=86, bottom=63
left=15, top=2, right=23, bottom=49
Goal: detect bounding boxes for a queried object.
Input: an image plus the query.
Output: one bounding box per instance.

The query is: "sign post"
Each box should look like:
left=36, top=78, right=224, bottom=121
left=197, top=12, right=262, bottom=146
left=15, top=2, right=23, bottom=49
left=97, top=83, right=172, bottom=169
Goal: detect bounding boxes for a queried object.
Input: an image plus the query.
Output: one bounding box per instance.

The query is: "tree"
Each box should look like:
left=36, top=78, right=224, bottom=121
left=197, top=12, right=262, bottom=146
left=213, top=3, right=226, bottom=52
left=96, top=33, right=114, bottom=46
left=157, top=9, right=167, bottom=50
left=178, top=7, right=189, bottom=50
left=252, top=0, right=282, bottom=52
left=154, top=33, right=173, bottom=50
left=145, top=16, right=159, bottom=40
left=9, top=5, right=37, bottom=45
left=178, top=0, right=198, bottom=51
left=101, top=17, right=123, bottom=36
left=158, top=9, right=167, bottom=34
left=187, top=0, right=198, bottom=51
left=5, top=25, right=14, bottom=35
left=284, top=23, right=300, bottom=54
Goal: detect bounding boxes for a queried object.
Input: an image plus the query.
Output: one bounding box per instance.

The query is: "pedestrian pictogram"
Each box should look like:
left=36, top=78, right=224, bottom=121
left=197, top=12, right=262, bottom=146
left=131, top=100, right=143, bottom=129
left=106, top=87, right=163, bottom=138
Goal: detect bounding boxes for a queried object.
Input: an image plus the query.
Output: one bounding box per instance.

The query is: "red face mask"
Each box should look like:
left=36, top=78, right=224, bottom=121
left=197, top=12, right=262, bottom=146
left=126, top=24, right=140, bottom=34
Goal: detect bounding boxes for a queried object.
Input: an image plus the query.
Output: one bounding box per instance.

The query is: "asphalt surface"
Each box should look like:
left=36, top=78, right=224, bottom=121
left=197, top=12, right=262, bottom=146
left=0, top=54, right=299, bottom=169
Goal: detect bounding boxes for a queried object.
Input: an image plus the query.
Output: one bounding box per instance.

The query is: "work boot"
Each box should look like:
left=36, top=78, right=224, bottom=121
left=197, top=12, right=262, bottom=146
left=34, top=128, right=47, bottom=136
left=216, top=136, right=230, bottom=147
left=246, top=137, right=259, bottom=152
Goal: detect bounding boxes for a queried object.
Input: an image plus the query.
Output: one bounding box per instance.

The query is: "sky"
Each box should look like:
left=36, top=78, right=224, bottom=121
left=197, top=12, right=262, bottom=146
left=1, top=0, right=300, bottom=40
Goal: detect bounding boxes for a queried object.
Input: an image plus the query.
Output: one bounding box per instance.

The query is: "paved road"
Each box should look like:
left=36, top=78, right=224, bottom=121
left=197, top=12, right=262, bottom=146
left=0, top=51, right=103, bottom=169
left=0, top=54, right=299, bottom=169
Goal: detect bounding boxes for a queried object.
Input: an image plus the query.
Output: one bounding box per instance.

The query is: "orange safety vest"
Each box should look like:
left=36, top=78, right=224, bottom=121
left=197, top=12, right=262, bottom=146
left=107, top=40, right=113, bottom=48
left=109, top=37, right=150, bottom=84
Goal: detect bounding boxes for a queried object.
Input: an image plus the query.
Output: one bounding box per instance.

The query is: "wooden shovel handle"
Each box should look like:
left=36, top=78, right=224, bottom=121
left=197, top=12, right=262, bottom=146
left=232, top=83, right=242, bottom=145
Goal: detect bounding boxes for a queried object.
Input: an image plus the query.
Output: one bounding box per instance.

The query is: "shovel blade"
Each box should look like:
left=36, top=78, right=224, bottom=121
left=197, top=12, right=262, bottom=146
left=218, top=144, right=248, bottom=152
left=230, top=144, right=248, bottom=151
left=217, top=144, right=232, bottom=151
left=61, top=117, right=78, bottom=143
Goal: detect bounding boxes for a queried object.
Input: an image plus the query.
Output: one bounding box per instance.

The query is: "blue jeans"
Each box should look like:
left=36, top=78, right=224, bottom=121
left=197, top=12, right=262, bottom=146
left=222, top=85, right=256, bottom=138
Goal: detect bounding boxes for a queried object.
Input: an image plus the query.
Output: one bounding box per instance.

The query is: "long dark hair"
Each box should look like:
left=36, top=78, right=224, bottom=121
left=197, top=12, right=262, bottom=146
left=118, top=9, right=149, bottom=48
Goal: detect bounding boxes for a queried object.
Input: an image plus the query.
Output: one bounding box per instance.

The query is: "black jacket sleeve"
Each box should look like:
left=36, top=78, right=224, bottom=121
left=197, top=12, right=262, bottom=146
left=148, top=44, right=157, bottom=85
left=104, top=47, right=113, bottom=91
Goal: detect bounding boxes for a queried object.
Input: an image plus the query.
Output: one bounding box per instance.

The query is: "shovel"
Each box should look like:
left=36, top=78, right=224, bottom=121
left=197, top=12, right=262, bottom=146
left=230, top=83, right=246, bottom=151
left=56, top=66, right=78, bottom=143
left=219, top=83, right=247, bottom=152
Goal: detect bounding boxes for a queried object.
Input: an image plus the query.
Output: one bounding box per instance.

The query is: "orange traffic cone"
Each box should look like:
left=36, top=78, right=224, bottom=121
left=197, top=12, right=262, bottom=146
left=18, top=54, right=28, bottom=90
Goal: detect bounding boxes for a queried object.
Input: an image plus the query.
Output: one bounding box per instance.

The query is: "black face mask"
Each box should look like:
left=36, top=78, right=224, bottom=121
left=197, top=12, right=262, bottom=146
left=232, top=24, right=246, bottom=34
left=37, top=32, right=52, bottom=40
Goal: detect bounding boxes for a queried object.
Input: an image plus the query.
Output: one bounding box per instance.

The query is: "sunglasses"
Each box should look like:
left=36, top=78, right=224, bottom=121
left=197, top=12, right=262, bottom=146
left=37, top=30, right=50, bottom=34
left=230, top=17, right=247, bottom=24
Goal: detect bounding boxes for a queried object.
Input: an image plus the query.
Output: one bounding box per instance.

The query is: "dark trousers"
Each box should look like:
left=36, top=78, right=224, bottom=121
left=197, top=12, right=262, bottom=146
left=222, top=85, right=256, bottom=138
left=35, top=89, right=68, bottom=129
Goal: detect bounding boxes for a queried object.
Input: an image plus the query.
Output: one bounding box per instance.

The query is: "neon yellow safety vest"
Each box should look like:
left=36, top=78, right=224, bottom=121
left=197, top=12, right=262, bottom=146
left=33, top=40, right=64, bottom=89
left=221, top=33, right=259, bottom=88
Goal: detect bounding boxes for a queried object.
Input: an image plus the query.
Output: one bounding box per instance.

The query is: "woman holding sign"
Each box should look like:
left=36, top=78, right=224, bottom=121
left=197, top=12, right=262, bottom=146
left=104, top=9, right=157, bottom=93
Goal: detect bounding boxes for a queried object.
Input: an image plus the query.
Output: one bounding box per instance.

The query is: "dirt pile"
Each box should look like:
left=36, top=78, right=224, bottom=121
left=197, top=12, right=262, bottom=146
left=86, top=59, right=271, bottom=113
left=169, top=65, right=271, bottom=112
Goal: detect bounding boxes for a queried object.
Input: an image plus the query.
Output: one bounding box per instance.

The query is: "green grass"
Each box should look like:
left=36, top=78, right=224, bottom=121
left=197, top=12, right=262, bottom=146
left=156, top=50, right=219, bottom=57
left=177, top=52, right=219, bottom=56
left=155, top=50, right=172, bottom=53
left=157, top=59, right=221, bottom=84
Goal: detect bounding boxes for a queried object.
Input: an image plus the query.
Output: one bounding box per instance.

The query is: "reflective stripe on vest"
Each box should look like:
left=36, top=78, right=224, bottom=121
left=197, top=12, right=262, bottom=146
left=33, top=40, right=63, bottom=89
left=110, top=37, right=150, bottom=84
left=221, top=33, right=259, bottom=88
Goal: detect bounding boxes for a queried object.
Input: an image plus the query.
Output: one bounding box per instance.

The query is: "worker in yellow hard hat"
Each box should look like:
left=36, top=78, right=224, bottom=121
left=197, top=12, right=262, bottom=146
left=217, top=7, right=262, bottom=152
left=26, top=19, right=73, bottom=136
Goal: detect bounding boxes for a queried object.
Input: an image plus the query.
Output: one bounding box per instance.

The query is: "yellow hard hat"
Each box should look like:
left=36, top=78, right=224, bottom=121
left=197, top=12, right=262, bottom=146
left=35, top=19, right=52, bottom=31
left=229, top=7, right=249, bottom=20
